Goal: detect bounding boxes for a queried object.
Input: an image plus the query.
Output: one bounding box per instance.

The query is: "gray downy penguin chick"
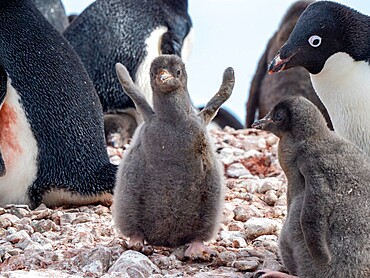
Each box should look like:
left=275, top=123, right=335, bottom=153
left=33, top=0, right=69, bottom=33
left=269, top=1, right=370, bottom=156
left=252, top=96, right=370, bottom=278
left=246, top=0, right=332, bottom=130
left=113, top=55, right=235, bottom=260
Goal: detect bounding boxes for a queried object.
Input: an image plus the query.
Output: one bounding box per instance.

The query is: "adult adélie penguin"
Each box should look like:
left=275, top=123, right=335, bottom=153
left=268, top=1, right=370, bottom=156
left=0, top=0, right=116, bottom=209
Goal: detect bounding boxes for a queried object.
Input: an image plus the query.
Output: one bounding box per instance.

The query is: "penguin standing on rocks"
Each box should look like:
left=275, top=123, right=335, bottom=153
left=268, top=1, right=370, bottom=156
left=33, top=0, right=69, bottom=33
left=0, top=0, right=116, bottom=209
left=63, top=0, right=193, bottom=143
left=252, top=97, right=370, bottom=278
left=246, top=0, right=332, bottom=130
left=113, top=55, right=234, bottom=260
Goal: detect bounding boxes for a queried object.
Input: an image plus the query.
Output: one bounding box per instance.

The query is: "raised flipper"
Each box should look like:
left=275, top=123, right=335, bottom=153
left=115, top=63, right=155, bottom=122
left=0, top=66, right=8, bottom=176
left=198, top=67, right=235, bottom=125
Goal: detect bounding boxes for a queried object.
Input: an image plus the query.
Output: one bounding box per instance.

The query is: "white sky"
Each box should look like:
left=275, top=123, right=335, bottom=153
left=62, top=0, right=370, bottom=126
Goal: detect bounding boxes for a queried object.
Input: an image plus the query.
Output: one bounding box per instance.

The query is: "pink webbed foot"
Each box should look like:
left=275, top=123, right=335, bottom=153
left=184, top=240, right=217, bottom=261
left=254, top=269, right=297, bottom=278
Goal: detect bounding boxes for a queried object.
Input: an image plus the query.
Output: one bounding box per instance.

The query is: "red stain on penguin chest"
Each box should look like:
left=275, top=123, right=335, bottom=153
left=0, top=103, right=22, bottom=167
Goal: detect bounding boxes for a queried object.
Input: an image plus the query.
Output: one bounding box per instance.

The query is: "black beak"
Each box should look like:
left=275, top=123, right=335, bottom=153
left=268, top=52, right=293, bottom=74
left=252, top=116, right=272, bottom=130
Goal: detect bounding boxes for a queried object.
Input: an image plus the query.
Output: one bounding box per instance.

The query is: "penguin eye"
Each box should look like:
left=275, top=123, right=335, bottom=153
left=274, top=110, right=285, bottom=122
left=176, top=69, right=181, bottom=77
left=308, top=35, right=322, bottom=48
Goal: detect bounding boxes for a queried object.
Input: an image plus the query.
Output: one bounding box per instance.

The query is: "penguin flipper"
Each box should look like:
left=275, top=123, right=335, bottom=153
left=0, top=66, right=7, bottom=176
left=198, top=67, right=235, bottom=125
left=160, top=15, right=192, bottom=57
left=300, top=173, right=332, bottom=264
left=161, top=31, right=183, bottom=57
left=115, top=63, right=154, bottom=122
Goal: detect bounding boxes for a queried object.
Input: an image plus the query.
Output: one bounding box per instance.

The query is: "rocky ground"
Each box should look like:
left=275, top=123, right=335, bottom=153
left=0, top=128, right=288, bottom=278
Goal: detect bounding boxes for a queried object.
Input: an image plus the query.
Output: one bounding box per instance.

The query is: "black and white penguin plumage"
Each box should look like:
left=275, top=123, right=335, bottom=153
left=33, top=0, right=69, bottom=33
left=113, top=55, right=234, bottom=260
left=63, top=0, right=193, bottom=114
left=0, top=0, right=117, bottom=209
left=268, top=1, right=370, bottom=156
left=253, top=97, right=370, bottom=278
left=246, top=0, right=333, bottom=130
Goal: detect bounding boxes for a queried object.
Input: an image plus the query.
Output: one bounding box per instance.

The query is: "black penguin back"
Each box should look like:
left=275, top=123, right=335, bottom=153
left=63, top=0, right=192, bottom=112
left=0, top=0, right=116, bottom=207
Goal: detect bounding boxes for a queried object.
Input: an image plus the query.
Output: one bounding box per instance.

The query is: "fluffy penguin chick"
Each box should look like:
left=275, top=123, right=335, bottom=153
left=269, top=1, right=370, bottom=156
left=252, top=97, right=370, bottom=278
left=113, top=55, right=235, bottom=260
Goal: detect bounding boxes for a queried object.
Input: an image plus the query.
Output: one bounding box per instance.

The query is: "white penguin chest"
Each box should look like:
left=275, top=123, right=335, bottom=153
left=134, top=26, right=194, bottom=107
left=0, top=78, right=38, bottom=206
left=310, top=52, right=370, bottom=155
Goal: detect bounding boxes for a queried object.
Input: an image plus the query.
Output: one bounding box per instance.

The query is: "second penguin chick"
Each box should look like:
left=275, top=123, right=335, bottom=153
left=252, top=97, right=370, bottom=278
left=113, top=55, right=235, bottom=260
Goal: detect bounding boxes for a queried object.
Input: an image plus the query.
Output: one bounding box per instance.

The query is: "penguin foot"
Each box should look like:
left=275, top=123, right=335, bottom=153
left=127, top=235, right=154, bottom=255
left=253, top=270, right=297, bottom=278
left=128, top=235, right=145, bottom=251
left=184, top=240, right=217, bottom=261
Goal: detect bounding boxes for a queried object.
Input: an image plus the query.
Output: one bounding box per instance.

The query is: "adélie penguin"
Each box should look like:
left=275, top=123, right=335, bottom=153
left=268, top=1, right=370, bottom=156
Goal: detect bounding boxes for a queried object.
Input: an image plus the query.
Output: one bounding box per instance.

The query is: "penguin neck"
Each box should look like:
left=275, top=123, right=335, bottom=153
left=153, top=89, right=194, bottom=123
left=339, top=9, right=370, bottom=60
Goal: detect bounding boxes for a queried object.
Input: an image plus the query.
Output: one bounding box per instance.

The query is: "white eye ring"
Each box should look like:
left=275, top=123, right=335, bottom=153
left=308, top=35, right=322, bottom=47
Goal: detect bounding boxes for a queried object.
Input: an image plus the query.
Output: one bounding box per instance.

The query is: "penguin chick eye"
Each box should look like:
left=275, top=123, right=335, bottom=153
left=308, top=35, right=322, bottom=48
left=176, top=69, right=181, bottom=77
left=274, top=110, right=285, bottom=123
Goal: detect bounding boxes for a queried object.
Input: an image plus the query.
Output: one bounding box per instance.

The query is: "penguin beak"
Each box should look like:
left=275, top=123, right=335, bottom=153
left=158, top=69, right=174, bottom=83
left=252, top=116, right=272, bottom=130
left=268, top=53, right=293, bottom=74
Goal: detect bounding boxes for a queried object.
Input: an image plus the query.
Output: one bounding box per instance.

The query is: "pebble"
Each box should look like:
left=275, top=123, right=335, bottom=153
left=59, top=213, right=76, bottom=225
left=258, top=179, right=282, bottom=194
left=78, top=246, right=113, bottom=276
left=234, top=258, right=260, bottom=271
left=6, top=231, right=30, bottom=244
left=264, top=190, right=278, bottom=206
left=244, top=218, right=282, bottom=239
left=0, top=214, right=19, bottom=229
left=108, top=250, right=160, bottom=276
left=227, top=163, right=251, bottom=178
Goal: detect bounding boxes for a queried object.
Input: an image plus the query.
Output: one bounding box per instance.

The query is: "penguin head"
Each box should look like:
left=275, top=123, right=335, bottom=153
left=268, top=1, right=363, bottom=75
left=252, top=96, right=328, bottom=139
left=150, top=55, right=187, bottom=93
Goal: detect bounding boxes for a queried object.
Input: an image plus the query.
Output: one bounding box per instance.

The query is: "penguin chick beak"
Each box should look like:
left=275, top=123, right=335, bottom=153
left=268, top=53, right=292, bottom=74
left=252, top=116, right=272, bottom=130
left=158, top=69, right=174, bottom=83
